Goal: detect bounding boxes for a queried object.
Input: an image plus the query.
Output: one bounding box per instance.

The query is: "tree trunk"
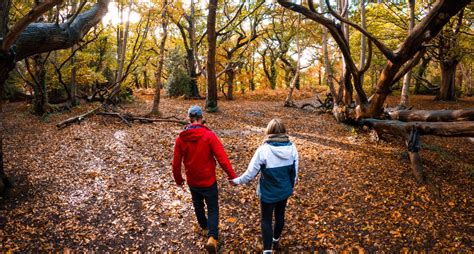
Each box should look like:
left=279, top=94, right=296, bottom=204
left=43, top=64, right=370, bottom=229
left=143, top=70, right=148, bottom=89
left=188, top=0, right=199, bottom=98
left=399, top=0, right=415, bottom=108
left=388, top=109, right=474, bottom=122
left=342, top=66, right=352, bottom=105
left=318, top=0, right=337, bottom=103
left=186, top=49, right=199, bottom=98
left=0, top=64, right=11, bottom=194
left=361, top=119, right=474, bottom=137
left=338, top=0, right=352, bottom=105
left=270, top=61, right=277, bottom=90
left=414, top=56, right=430, bottom=94
left=359, top=0, right=366, bottom=87
left=285, top=15, right=301, bottom=107
left=249, top=51, right=255, bottom=91
left=70, top=45, right=78, bottom=106
left=437, top=60, right=458, bottom=101
left=115, top=0, right=132, bottom=85
left=205, top=0, right=218, bottom=112
left=366, top=61, right=403, bottom=118
left=134, top=72, right=140, bottom=89
left=226, top=68, right=234, bottom=100
left=150, top=0, right=168, bottom=115
left=459, top=63, right=472, bottom=96
left=0, top=1, right=12, bottom=192
left=68, top=1, right=79, bottom=106
left=32, top=54, right=51, bottom=114
left=456, top=64, right=463, bottom=96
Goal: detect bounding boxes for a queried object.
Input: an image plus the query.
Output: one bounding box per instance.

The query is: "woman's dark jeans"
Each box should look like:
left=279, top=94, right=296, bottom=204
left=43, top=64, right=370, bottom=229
left=260, top=198, right=288, bottom=250
left=189, top=182, right=219, bottom=239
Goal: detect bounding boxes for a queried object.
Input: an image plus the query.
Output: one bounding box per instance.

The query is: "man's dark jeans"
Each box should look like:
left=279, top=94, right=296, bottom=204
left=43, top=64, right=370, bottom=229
left=189, top=182, right=219, bottom=239
left=261, top=198, right=288, bottom=250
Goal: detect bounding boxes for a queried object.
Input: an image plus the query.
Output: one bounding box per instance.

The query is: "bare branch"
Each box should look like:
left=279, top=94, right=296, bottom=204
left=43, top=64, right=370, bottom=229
left=67, top=0, right=87, bottom=27
left=323, top=0, right=396, bottom=61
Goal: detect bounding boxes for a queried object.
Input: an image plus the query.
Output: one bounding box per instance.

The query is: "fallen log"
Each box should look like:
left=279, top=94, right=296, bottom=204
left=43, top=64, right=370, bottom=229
left=361, top=119, right=474, bottom=137
left=56, top=106, right=100, bottom=129
left=97, top=112, right=188, bottom=125
left=388, top=108, right=474, bottom=122
left=360, top=119, right=474, bottom=183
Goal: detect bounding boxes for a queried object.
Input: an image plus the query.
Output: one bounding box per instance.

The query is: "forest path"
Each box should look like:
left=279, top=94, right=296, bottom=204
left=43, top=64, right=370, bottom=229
left=0, top=96, right=473, bottom=251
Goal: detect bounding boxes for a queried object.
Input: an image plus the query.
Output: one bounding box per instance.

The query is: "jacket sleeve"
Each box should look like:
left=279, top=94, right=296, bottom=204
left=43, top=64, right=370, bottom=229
left=293, top=144, right=299, bottom=184
left=233, top=146, right=264, bottom=185
left=172, top=137, right=184, bottom=185
left=209, top=132, right=238, bottom=179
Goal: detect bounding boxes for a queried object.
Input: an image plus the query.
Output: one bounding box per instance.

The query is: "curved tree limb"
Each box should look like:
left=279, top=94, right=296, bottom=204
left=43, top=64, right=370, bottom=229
left=395, top=0, right=469, bottom=62
left=14, top=0, right=110, bottom=61
left=392, top=49, right=425, bottom=86
left=359, top=39, right=372, bottom=74
left=1, top=0, right=63, bottom=51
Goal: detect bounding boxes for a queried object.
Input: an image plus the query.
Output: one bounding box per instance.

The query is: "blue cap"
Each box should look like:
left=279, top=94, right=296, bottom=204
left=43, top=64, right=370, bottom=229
left=188, top=105, right=203, bottom=117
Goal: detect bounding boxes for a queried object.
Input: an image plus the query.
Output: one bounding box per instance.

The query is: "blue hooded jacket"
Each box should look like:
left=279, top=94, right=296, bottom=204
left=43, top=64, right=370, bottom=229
left=233, top=141, right=299, bottom=203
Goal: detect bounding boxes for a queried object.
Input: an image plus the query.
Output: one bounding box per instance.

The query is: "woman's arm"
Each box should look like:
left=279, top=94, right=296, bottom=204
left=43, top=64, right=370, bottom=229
left=293, top=144, right=299, bottom=184
left=233, top=146, right=264, bottom=185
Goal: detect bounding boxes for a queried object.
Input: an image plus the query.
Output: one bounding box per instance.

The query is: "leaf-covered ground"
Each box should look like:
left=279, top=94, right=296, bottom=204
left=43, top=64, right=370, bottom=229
left=0, top=94, right=473, bottom=252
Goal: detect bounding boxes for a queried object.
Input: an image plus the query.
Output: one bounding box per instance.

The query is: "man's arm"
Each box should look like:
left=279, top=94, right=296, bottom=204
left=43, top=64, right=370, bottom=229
left=172, top=137, right=184, bottom=185
left=209, top=132, right=237, bottom=179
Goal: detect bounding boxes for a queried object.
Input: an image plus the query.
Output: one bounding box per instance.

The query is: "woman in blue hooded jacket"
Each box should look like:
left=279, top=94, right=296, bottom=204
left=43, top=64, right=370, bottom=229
left=232, top=119, right=299, bottom=253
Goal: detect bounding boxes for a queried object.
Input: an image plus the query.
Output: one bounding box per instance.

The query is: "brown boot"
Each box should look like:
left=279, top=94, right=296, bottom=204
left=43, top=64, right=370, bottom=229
left=205, top=236, right=217, bottom=253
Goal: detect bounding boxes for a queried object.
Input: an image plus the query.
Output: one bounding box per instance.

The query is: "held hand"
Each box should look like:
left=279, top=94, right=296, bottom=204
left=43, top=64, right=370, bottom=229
left=229, top=178, right=238, bottom=186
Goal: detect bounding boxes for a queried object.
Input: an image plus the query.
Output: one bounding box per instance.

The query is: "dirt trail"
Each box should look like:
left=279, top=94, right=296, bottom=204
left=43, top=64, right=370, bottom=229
left=0, top=97, right=473, bottom=251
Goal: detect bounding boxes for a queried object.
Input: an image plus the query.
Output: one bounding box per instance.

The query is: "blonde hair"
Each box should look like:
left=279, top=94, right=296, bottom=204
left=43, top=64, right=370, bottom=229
left=265, top=118, right=287, bottom=135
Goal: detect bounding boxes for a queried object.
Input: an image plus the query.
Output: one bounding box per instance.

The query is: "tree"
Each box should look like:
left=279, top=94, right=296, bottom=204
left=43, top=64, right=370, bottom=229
left=150, top=0, right=169, bottom=115
left=435, top=8, right=465, bottom=101
left=399, top=0, right=415, bottom=108
left=0, top=0, right=110, bottom=194
left=174, top=0, right=201, bottom=98
left=284, top=14, right=301, bottom=107
left=205, top=0, right=218, bottom=112
left=277, top=0, right=470, bottom=119
left=259, top=38, right=279, bottom=90
left=107, top=2, right=152, bottom=103
left=216, top=1, right=264, bottom=100
left=318, top=0, right=336, bottom=104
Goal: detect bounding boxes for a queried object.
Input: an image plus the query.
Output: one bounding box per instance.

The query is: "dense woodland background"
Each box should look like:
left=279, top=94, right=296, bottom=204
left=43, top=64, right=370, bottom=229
left=3, top=0, right=473, bottom=112
left=0, top=0, right=473, bottom=252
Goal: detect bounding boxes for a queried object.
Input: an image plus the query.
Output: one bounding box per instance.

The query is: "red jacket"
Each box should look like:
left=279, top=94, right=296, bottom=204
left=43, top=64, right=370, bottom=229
left=172, top=124, right=237, bottom=187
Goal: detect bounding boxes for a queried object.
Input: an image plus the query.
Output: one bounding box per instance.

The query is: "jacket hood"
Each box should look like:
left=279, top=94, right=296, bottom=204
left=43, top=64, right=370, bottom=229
left=179, top=124, right=209, bottom=142
left=266, top=143, right=294, bottom=160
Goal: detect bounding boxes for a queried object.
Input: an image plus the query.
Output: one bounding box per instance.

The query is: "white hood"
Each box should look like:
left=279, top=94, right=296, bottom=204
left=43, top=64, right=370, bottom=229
left=233, top=142, right=299, bottom=186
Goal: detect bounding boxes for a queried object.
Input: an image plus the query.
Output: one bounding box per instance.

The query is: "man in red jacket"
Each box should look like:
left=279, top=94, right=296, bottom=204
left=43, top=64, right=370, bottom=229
left=172, top=105, right=237, bottom=252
